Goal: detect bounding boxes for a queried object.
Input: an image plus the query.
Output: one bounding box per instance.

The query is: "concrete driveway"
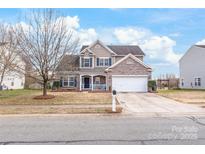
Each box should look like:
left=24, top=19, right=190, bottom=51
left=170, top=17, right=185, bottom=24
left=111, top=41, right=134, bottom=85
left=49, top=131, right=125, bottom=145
left=117, top=93, right=205, bottom=116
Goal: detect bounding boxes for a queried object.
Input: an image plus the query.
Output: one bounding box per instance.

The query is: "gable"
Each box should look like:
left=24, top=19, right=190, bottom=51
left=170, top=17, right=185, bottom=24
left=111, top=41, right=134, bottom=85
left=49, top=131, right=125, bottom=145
left=80, top=48, right=94, bottom=56
left=80, top=40, right=117, bottom=56
left=107, top=54, right=151, bottom=70
left=90, top=43, right=112, bottom=57
left=108, top=57, right=151, bottom=75
left=180, top=45, right=205, bottom=64
left=115, top=57, right=149, bottom=69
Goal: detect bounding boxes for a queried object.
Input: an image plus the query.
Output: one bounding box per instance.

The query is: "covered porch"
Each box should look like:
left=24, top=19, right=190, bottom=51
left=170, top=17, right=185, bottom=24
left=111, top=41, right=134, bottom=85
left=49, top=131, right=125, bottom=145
left=80, top=75, right=107, bottom=91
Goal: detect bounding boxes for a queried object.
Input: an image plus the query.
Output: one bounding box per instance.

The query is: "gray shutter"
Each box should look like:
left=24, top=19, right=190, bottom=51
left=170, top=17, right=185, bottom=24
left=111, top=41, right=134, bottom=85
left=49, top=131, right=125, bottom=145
left=81, top=58, right=84, bottom=67
left=90, top=57, right=92, bottom=67
left=97, top=58, right=99, bottom=66
left=109, top=58, right=112, bottom=66
left=74, top=77, right=77, bottom=87
left=60, top=77, right=63, bottom=87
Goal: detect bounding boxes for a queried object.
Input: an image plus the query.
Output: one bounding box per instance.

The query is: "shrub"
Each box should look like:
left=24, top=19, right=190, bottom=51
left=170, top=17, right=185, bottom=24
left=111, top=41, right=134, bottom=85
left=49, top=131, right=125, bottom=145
left=52, top=81, right=60, bottom=90
left=47, top=83, right=52, bottom=89
left=148, top=80, right=157, bottom=92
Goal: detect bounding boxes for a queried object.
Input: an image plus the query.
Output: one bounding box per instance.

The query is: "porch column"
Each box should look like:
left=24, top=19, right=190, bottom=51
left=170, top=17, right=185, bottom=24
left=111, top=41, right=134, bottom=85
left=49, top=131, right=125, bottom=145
left=79, top=75, right=82, bottom=91
left=91, top=75, right=94, bottom=91
left=106, top=75, right=108, bottom=91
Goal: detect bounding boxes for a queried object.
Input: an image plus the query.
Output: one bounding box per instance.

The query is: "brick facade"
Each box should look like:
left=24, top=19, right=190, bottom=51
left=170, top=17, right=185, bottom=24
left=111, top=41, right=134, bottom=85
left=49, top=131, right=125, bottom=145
left=106, top=57, right=151, bottom=90
left=55, top=40, right=151, bottom=91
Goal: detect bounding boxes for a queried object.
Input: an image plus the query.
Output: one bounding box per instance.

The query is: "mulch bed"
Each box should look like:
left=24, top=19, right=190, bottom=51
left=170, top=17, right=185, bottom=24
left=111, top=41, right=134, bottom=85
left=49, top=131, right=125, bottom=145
left=88, top=91, right=111, bottom=93
left=105, top=107, right=123, bottom=113
left=52, top=89, right=79, bottom=92
left=33, top=95, right=55, bottom=100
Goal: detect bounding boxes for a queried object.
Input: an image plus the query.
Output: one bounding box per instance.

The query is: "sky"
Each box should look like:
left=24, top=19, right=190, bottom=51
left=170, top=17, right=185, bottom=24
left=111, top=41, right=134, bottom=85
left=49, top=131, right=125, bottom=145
left=1, top=8, right=205, bottom=78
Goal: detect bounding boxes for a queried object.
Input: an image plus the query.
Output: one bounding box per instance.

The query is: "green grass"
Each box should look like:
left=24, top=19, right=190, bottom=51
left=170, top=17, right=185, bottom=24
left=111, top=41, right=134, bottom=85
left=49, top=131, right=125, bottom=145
left=0, top=89, right=41, bottom=99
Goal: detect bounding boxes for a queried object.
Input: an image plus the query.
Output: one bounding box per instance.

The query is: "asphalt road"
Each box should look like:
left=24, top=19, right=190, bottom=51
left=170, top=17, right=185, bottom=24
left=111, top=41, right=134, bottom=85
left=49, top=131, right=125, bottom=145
left=0, top=115, right=205, bottom=145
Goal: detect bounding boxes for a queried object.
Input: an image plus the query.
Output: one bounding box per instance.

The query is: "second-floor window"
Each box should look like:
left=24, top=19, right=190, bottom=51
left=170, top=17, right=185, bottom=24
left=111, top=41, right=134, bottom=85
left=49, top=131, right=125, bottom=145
left=97, top=58, right=112, bottom=67
left=195, top=78, right=201, bottom=86
left=181, top=79, right=184, bottom=87
left=81, top=57, right=93, bottom=68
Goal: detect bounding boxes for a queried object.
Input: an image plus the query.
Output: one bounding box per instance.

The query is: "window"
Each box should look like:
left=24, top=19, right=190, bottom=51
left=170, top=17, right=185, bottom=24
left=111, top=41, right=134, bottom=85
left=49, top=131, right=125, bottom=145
left=104, top=59, right=109, bottom=66
left=63, top=77, right=68, bottom=87
left=195, top=78, right=201, bottom=86
left=81, top=57, right=92, bottom=68
left=97, top=58, right=111, bottom=67
left=181, top=79, right=184, bottom=87
left=99, top=59, right=104, bottom=66
left=63, top=76, right=76, bottom=87
left=68, top=76, right=75, bottom=87
left=84, top=58, right=90, bottom=67
left=11, top=81, right=14, bottom=86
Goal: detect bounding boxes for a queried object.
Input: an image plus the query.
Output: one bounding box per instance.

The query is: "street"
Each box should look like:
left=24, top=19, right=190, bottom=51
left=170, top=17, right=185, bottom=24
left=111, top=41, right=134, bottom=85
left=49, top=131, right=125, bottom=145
left=0, top=115, right=205, bottom=145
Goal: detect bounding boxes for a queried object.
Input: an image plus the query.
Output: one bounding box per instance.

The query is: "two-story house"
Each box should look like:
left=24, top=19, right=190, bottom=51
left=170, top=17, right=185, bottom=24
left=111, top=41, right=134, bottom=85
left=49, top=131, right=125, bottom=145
left=0, top=43, right=25, bottom=90
left=55, top=40, right=152, bottom=92
left=179, top=45, right=205, bottom=89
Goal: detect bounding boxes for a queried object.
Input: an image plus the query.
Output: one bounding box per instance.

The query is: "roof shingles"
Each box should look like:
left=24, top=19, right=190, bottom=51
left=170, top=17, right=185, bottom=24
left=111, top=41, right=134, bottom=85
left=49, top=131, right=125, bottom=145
left=80, top=45, right=145, bottom=55
left=56, top=55, right=79, bottom=72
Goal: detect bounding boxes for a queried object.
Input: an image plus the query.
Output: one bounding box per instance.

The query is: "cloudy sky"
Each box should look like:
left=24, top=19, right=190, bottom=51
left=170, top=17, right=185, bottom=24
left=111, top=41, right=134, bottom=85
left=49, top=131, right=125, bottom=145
left=1, top=8, right=205, bottom=78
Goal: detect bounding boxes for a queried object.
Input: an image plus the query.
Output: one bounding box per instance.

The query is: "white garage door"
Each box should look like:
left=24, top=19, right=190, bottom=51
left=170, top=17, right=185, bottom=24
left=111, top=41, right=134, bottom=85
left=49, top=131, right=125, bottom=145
left=112, top=75, right=148, bottom=92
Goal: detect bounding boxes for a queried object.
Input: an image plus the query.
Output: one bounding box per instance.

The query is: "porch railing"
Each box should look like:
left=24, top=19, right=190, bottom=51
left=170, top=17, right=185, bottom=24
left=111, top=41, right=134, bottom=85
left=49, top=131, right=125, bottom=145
left=81, top=84, right=106, bottom=90
left=93, top=84, right=106, bottom=90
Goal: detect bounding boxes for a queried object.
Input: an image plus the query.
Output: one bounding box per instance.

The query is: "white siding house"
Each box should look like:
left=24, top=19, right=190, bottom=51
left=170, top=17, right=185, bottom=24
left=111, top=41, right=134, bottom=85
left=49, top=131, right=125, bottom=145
left=0, top=56, right=25, bottom=90
left=1, top=71, right=25, bottom=90
left=179, top=45, right=205, bottom=89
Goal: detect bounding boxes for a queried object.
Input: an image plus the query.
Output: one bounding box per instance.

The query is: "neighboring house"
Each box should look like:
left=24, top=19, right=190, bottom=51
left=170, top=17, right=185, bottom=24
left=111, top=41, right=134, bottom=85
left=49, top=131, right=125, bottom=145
left=1, top=71, right=25, bottom=90
left=179, top=45, right=205, bottom=89
left=0, top=57, right=25, bottom=90
left=55, top=40, right=152, bottom=92
left=0, top=44, right=25, bottom=90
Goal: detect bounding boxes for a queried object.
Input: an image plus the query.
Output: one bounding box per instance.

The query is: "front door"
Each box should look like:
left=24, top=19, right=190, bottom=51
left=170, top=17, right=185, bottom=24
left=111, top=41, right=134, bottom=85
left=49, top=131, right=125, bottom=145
left=84, top=77, right=90, bottom=88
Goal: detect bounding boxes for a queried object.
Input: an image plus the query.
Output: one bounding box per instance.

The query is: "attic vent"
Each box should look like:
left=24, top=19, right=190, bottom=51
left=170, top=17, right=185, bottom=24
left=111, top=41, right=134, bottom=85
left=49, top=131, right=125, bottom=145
left=95, top=44, right=101, bottom=48
left=126, top=59, right=134, bottom=64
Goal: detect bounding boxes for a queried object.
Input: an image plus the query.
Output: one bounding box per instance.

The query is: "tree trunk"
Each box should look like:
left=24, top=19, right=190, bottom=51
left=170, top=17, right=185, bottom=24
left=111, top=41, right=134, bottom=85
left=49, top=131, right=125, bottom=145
left=0, top=68, right=5, bottom=87
left=0, top=76, right=3, bottom=87
left=43, top=81, right=47, bottom=96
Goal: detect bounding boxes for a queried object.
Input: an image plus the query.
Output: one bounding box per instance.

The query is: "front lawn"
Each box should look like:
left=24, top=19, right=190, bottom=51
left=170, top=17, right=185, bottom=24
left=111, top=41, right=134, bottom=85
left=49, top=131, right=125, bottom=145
left=0, top=89, right=112, bottom=105
left=158, top=89, right=205, bottom=106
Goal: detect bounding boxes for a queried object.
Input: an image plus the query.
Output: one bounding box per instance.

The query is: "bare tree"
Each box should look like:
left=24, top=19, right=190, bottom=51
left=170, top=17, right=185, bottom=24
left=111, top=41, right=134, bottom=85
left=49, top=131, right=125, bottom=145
left=15, top=9, right=79, bottom=96
left=0, top=23, right=22, bottom=88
